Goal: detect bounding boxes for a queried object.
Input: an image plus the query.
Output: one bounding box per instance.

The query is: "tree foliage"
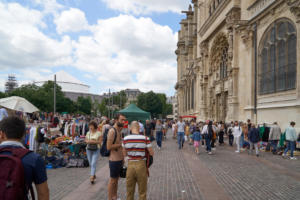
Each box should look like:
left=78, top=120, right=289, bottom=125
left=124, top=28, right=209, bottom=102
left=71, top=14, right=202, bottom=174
left=98, top=91, right=127, bottom=117
left=137, top=91, right=172, bottom=118
left=77, top=96, right=92, bottom=115
left=2, top=81, right=91, bottom=114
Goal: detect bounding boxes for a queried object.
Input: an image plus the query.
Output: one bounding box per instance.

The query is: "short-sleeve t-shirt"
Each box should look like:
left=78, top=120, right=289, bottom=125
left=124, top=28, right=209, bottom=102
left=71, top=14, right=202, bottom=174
left=177, top=121, right=185, bottom=133
left=155, top=124, right=163, bottom=132
left=0, top=144, right=47, bottom=198
left=86, top=131, right=102, bottom=148
left=123, top=134, right=152, bottom=160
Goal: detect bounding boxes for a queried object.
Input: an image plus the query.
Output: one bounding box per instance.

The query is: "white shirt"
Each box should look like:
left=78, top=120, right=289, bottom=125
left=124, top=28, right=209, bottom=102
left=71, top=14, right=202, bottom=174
left=177, top=121, right=185, bottom=132
left=202, top=125, right=208, bottom=134
left=233, top=126, right=242, bottom=137
left=139, top=122, right=144, bottom=133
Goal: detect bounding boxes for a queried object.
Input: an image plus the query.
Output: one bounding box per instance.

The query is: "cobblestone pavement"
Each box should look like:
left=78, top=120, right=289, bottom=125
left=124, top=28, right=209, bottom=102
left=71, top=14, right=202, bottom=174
left=47, top=156, right=107, bottom=200
left=47, top=134, right=300, bottom=200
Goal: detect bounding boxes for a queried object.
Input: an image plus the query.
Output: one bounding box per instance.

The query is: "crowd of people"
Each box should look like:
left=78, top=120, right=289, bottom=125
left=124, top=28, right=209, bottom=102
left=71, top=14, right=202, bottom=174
left=0, top=110, right=299, bottom=200
left=170, top=118, right=299, bottom=160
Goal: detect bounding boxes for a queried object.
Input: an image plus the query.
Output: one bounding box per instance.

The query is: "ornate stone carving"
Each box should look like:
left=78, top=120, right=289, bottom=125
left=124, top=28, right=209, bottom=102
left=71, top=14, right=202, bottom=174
left=226, top=7, right=241, bottom=29
left=200, top=41, right=208, bottom=57
left=210, top=32, right=229, bottom=72
left=237, top=24, right=253, bottom=47
left=287, top=0, right=300, bottom=22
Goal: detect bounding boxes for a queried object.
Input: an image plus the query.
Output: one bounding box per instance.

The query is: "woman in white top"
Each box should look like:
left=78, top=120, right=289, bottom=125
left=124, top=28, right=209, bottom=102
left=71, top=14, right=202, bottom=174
left=233, top=121, right=242, bottom=153
left=85, top=121, right=102, bottom=184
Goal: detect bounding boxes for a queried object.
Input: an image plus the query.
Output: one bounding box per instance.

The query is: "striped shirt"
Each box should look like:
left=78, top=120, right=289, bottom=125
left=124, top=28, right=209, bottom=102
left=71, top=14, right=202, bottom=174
left=123, top=134, right=152, bottom=160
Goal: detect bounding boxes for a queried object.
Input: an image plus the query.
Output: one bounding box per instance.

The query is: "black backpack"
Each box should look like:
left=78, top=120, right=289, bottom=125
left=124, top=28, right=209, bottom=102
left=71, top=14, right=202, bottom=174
left=100, top=128, right=117, bottom=157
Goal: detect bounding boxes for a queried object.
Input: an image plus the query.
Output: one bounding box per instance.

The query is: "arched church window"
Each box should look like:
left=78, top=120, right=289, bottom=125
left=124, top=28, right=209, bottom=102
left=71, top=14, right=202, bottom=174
left=258, top=19, right=297, bottom=95
left=220, top=47, right=228, bottom=79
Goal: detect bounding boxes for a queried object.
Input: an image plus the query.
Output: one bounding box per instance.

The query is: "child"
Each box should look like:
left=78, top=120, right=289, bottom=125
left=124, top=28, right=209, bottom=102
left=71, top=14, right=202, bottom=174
left=193, top=126, right=201, bottom=154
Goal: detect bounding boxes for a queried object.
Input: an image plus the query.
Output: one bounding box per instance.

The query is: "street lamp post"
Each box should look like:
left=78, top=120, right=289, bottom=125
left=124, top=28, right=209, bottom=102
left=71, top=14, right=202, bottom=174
left=54, top=75, right=56, bottom=114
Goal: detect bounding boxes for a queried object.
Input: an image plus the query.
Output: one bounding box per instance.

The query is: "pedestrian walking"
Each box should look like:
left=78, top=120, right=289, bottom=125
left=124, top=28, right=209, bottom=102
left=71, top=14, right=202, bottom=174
left=0, top=116, right=49, bottom=200
left=202, top=120, right=213, bottom=155
left=228, top=122, right=234, bottom=146
left=248, top=124, right=260, bottom=157
left=107, top=114, right=126, bottom=200
left=85, top=121, right=102, bottom=184
left=269, top=122, right=281, bottom=154
left=138, top=120, right=144, bottom=135
left=218, top=123, right=225, bottom=145
left=282, top=121, right=297, bottom=160
left=145, top=120, right=154, bottom=141
left=233, top=121, right=242, bottom=153
left=192, top=126, right=201, bottom=154
left=155, top=120, right=163, bottom=150
left=211, top=122, right=218, bottom=150
left=176, top=117, right=185, bottom=149
left=172, top=121, right=177, bottom=139
left=123, top=121, right=154, bottom=200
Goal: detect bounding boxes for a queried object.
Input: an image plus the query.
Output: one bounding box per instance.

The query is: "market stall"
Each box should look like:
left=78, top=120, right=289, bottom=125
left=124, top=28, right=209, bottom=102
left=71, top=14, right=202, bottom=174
left=118, top=103, right=150, bottom=124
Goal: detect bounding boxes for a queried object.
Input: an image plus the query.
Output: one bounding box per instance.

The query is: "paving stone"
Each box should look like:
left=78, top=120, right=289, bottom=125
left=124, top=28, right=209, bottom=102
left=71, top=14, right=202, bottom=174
left=47, top=134, right=300, bottom=200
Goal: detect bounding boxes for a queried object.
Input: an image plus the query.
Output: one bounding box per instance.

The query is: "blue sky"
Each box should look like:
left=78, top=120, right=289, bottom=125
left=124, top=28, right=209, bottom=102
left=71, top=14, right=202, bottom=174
left=0, top=0, right=191, bottom=96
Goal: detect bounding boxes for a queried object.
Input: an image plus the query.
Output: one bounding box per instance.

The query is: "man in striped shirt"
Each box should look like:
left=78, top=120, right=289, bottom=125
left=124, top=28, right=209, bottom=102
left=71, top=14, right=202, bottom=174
left=123, top=121, right=154, bottom=200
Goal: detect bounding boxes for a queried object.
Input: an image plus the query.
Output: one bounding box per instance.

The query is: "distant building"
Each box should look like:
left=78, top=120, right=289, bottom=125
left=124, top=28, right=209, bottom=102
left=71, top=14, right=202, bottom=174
left=5, top=74, right=18, bottom=93
left=167, top=94, right=178, bottom=119
left=34, top=70, right=103, bottom=103
left=124, top=89, right=141, bottom=102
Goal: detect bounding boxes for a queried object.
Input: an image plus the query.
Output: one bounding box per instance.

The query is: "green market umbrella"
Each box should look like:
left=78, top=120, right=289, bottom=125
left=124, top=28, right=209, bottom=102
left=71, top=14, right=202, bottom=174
left=118, top=103, right=150, bottom=124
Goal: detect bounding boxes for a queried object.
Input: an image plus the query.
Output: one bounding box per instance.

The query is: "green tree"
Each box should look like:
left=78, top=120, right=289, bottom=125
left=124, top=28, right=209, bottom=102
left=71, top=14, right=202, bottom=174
left=99, top=99, right=108, bottom=117
left=0, top=92, right=6, bottom=99
left=137, top=91, right=162, bottom=118
left=8, top=81, right=77, bottom=113
left=77, top=96, right=92, bottom=115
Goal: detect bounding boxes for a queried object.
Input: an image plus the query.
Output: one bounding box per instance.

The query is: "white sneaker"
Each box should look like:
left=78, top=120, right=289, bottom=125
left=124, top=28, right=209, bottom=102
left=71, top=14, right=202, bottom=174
left=235, top=150, right=240, bottom=153
left=208, top=152, right=212, bottom=155
left=282, top=153, right=287, bottom=157
left=290, top=157, right=297, bottom=160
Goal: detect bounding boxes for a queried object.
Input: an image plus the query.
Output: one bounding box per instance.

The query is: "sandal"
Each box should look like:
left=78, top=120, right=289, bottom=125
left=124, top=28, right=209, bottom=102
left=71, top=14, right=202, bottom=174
left=90, top=176, right=95, bottom=184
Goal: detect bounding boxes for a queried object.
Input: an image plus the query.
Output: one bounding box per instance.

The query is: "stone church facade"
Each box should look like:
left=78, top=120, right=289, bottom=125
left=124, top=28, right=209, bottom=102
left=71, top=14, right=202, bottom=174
left=175, top=0, right=300, bottom=128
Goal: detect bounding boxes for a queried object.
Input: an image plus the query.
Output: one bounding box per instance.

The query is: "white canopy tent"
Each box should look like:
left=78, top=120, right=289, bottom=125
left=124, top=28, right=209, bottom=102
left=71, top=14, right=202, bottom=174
left=0, top=96, right=39, bottom=113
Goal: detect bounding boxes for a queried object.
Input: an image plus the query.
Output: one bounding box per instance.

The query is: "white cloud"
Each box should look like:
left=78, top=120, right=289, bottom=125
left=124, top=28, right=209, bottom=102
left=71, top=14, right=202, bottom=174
left=54, top=8, right=89, bottom=34
left=31, top=0, right=63, bottom=15
left=73, top=15, right=177, bottom=93
left=0, top=2, right=73, bottom=70
left=0, top=2, right=179, bottom=95
left=101, top=0, right=190, bottom=15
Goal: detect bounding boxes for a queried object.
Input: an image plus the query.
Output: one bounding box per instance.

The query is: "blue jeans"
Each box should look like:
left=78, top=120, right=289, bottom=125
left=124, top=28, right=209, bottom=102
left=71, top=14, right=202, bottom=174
left=156, top=131, right=163, bottom=148
left=270, top=140, right=278, bottom=153
left=240, top=133, right=244, bottom=148
left=177, top=132, right=184, bottom=149
left=86, top=149, right=100, bottom=176
left=284, top=140, right=295, bottom=157
left=205, top=136, right=211, bottom=152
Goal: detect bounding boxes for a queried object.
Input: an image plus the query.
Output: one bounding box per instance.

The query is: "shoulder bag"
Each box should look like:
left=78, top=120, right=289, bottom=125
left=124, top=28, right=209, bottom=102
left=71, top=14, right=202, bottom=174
left=87, top=132, right=98, bottom=151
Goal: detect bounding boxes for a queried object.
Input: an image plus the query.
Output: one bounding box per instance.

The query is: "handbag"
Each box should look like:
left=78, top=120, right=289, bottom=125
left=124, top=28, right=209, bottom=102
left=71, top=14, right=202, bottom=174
left=120, top=166, right=127, bottom=178
left=145, top=136, right=153, bottom=168
left=87, top=133, right=98, bottom=151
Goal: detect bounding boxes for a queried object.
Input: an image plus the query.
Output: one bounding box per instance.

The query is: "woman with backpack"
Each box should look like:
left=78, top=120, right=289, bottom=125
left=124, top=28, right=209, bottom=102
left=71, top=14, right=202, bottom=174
left=85, top=121, right=102, bottom=184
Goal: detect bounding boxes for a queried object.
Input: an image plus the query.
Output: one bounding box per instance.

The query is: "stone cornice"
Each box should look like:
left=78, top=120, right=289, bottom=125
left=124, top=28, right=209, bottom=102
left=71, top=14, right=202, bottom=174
left=287, top=0, right=300, bottom=22
left=199, top=0, right=231, bottom=37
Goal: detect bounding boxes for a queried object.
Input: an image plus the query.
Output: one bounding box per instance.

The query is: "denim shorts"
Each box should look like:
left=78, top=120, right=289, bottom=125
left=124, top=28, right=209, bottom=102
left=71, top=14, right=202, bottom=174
left=109, top=160, right=123, bottom=178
